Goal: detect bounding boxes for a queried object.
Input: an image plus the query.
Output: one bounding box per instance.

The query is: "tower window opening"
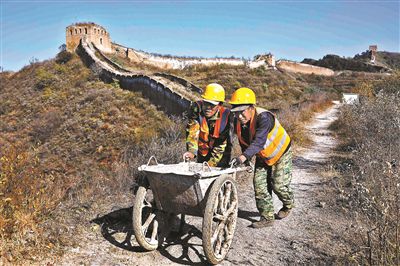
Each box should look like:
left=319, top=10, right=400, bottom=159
left=79, top=28, right=82, bottom=34
left=85, top=28, right=87, bottom=34
left=100, top=38, right=103, bottom=44
left=70, top=30, right=73, bottom=35
left=75, top=29, right=77, bottom=34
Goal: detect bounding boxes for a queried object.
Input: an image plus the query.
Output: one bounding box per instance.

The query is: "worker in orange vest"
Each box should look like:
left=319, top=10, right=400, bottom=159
left=183, top=83, right=231, bottom=167
left=229, top=87, right=294, bottom=228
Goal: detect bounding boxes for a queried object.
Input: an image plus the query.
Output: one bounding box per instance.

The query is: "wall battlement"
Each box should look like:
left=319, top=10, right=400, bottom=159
left=67, top=22, right=335, bottom=76
left=276, top=60, right=335, bottom=76
left=76, top=39, right=198, bottom=115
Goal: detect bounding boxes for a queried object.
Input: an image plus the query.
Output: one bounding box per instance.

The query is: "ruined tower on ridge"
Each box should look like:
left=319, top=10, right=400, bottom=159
left=66, top=22, right=112, bottom=53
left=369, top=45, right=378, bottom=63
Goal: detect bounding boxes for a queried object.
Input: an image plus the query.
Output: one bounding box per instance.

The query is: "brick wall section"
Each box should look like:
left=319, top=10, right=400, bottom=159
left=111, top=43, right=245, bottom=69
left=91, top=44, right=130, bottom=73
left=77, top=40, right=193, bottom=115
left=276, top=60, right=335, bottom=76
left=154, top=73, right=202, bottom=94
left=93, top=43, right=202, bottom=95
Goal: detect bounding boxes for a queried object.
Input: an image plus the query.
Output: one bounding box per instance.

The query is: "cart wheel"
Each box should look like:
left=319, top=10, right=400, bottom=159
left=202, top=175, right=238, bottom=264
left=133, top=186, right=162, bottom=251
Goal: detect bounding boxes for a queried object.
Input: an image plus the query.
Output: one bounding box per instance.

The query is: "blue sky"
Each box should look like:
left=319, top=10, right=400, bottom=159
left=1, top=0, right=399, bottom=71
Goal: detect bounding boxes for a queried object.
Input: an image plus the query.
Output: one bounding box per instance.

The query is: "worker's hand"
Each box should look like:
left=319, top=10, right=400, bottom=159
left=230, top=155, right=246, bottom=167
left=183, top=152, right=195, bottom=161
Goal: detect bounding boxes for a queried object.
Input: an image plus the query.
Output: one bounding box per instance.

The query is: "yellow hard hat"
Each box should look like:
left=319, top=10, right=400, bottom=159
left=201, top=83, right=225, bottom=103
left=229, top=87, right=256, bottom=105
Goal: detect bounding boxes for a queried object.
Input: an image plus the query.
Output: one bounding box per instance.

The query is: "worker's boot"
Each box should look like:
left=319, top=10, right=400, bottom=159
left=276, top=206, right=292, bottom=220
left=251, top=217, right=274, bottom=228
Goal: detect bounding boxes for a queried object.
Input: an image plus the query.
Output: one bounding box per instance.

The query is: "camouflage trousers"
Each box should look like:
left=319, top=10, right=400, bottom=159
left=253, top=147, right=294, bottom=220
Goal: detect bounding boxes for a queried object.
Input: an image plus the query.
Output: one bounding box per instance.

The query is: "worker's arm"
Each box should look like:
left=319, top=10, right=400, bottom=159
left=185, top=102, right=201, bottom=156
left=242, top=112, right=274, bottom=161
left=208, top=139, right=228, bottom=167
left=208, top=112, right=231, bottom=167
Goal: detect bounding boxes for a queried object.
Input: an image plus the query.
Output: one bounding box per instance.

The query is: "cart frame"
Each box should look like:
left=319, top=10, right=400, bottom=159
left=132, top=156, right=250, bottom=264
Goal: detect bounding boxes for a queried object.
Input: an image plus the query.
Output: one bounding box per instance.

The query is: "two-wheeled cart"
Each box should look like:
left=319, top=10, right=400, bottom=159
left=132, top=157, right=249, bottom=264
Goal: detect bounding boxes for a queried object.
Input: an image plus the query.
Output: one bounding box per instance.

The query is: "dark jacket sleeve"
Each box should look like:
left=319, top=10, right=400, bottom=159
left=185, top=102, right=201, bottom=154
left=242, top=112, right=274, bottom=160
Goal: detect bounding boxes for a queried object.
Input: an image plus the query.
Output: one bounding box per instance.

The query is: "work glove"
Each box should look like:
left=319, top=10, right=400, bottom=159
left=183, top=152, right=195, bottom=161
left=230, top=156, right=244, bottom=167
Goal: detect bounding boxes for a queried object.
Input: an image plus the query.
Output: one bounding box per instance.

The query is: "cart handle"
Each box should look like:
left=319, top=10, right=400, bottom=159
left=202, top=162, right=212, bottom=172
left=183, top=156, right=193, bottom=163
left=230, top=161, right=254, bottom=173
left=146, top=156, right=158, bottom=166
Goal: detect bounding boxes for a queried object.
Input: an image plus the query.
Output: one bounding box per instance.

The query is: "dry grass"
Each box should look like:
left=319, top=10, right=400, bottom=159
left=279, top=92, right=334, bottom=146
left=330, top=73, right=400, bottom=264
left=1, top=50, right=391, bottom=263
left=0, top=53, right=172, bottom=263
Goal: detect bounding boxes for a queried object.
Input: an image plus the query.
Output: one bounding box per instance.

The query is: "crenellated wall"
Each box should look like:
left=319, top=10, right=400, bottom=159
left=111, top=42, right=246, bottom=69
left=67, top=22, right=336, bottom=76
left=76, top=39, right=196, bottom=115
left=276, top=60, right=335, bottom=76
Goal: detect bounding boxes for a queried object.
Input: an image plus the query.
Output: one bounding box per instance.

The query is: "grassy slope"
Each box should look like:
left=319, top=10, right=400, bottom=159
left=0, top=54, right=175, bottom=262
left=302, top=51, right=400, bottom=72
left=0, top=50, right=391, bottom=263
left=376, top=51, right=400, bottom=70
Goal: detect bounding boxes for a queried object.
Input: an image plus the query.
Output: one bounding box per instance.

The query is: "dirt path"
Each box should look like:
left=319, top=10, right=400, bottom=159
left=60, top=103, right=353, bottom=265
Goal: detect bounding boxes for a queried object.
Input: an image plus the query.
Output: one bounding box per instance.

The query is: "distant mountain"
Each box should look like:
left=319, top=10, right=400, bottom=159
left=302, top=51, right=400, bottom=72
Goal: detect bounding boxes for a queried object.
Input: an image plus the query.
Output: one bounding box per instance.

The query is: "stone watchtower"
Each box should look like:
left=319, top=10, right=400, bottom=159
left=66, top=22, right=112, bottom=53
left=369, top=45, right=378, bottom=63
left=265, top=53, right=276, bottom=68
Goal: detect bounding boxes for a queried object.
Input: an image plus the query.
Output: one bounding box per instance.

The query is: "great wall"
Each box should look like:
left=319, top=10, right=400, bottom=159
left=66, top=22, right=336, bottom=76
left=76, top=39, right=199, bottom=115
left=66, top=22, right=373, bottom=114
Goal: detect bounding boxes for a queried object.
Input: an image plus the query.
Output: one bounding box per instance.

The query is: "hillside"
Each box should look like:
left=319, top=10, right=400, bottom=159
left=0, top=52, right=185, bottom=262
left=302, top=51, right=400, bottom=72
left=104, top=50, right=385, bottom=109
left=0, top=49, right=392, bottom=263
left=375, top=51, right=400, bottom=70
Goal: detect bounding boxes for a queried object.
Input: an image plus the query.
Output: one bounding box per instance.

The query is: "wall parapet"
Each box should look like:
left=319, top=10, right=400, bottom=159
left=68, top=22, right=338, bottom=76
left=77, top=39, right=195, bottom=115
left=276, top=60, right=335, bottom=76
left=154, top=73, right=202, bottom=94
left=91, top=43, right=130, bottom=73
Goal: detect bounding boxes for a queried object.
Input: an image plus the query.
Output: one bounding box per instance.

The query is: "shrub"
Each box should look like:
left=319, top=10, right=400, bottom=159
left=334, top=76, right=400, bottom=264
left=55, top=51, right=73, bottom=64
left=35, top=68, right=56, bottom=90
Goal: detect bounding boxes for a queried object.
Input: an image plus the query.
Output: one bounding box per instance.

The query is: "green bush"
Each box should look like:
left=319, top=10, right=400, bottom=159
left=55, top=51, right=73, bottom=64
left=35, top=68, right=56, bottom=90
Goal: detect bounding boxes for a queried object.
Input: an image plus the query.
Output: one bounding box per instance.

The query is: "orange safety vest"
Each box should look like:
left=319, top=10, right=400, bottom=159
left=197, top=102, right=230, bottom=157
left=236, top=107, right=291, bottom=166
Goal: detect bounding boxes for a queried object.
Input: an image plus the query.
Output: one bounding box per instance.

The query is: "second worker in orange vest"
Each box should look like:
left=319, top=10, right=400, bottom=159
left=229, top=87, right=294, bottom=228
left=183, top=83, right=232, bottom=167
